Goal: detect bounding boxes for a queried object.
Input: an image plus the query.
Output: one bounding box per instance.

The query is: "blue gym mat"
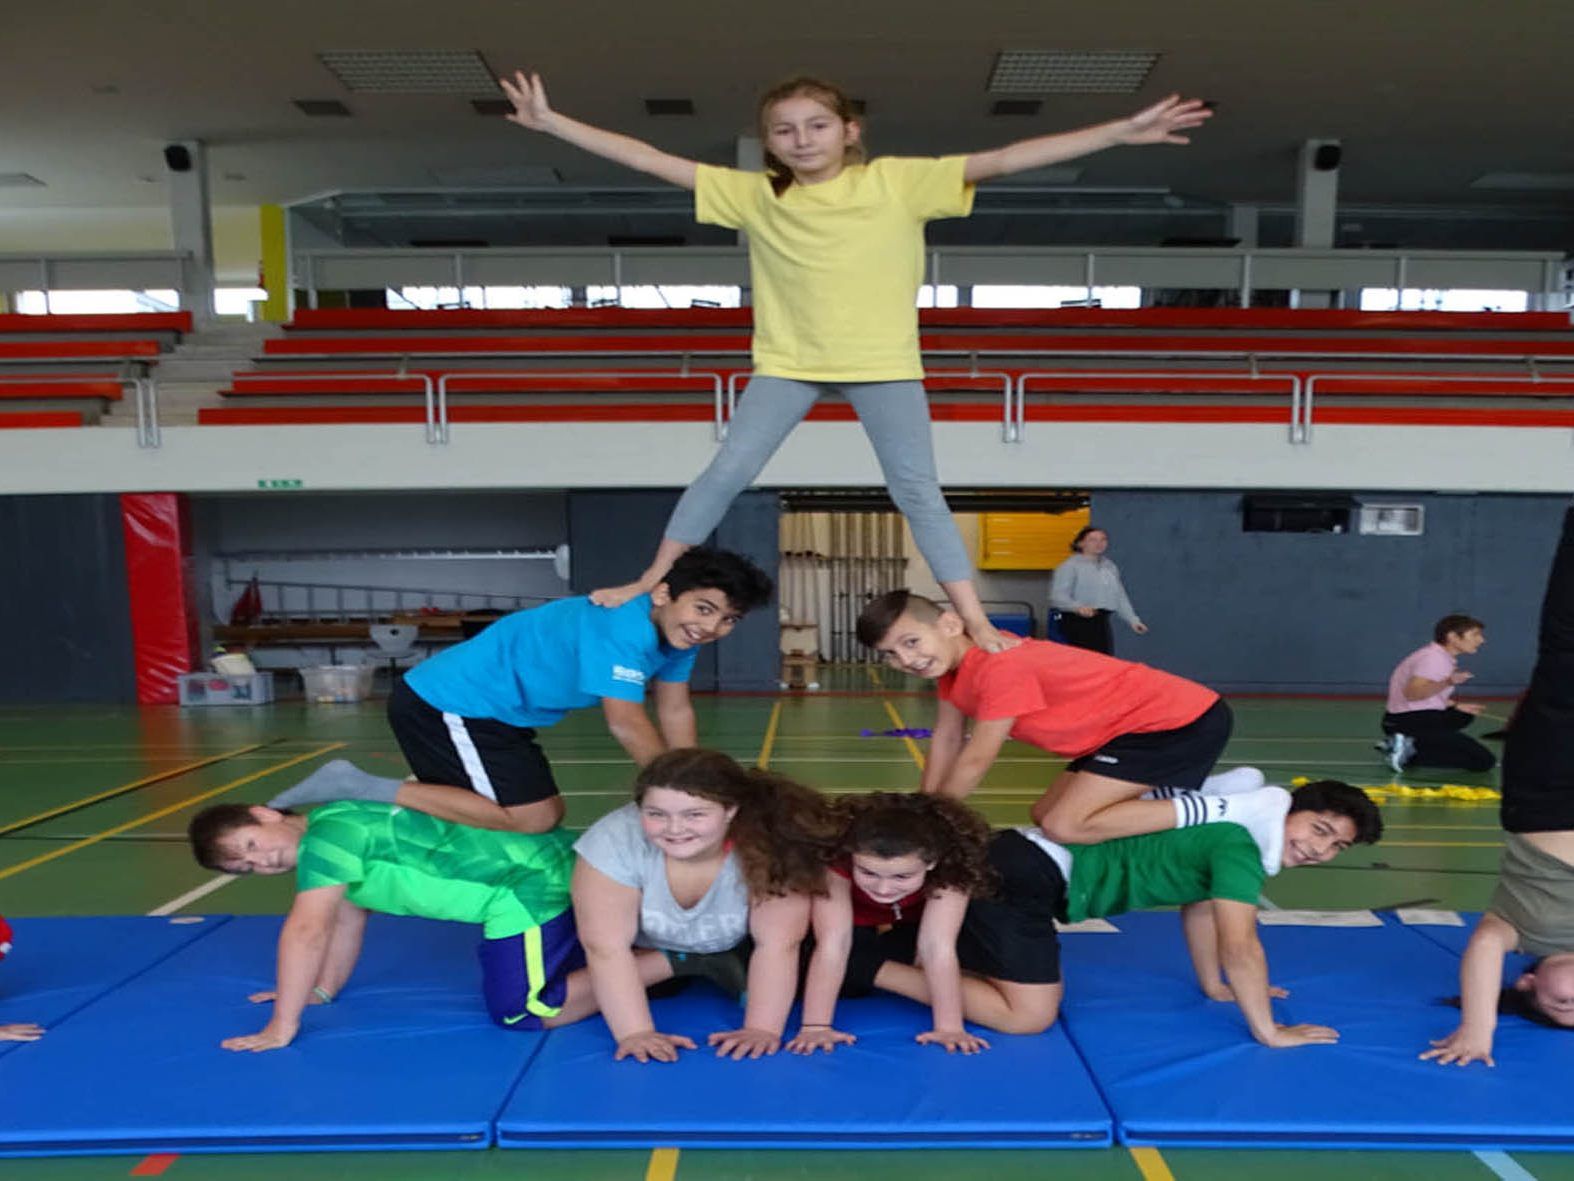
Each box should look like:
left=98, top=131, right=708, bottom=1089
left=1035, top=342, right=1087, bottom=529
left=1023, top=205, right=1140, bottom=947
left=498, top=986, right=1112, bottom=1148
left=0, top=915, right=545, bottom=1156
left=1058, top=911, right=1574, bottom=1150
left=0, top=915, right=226, bottom=1060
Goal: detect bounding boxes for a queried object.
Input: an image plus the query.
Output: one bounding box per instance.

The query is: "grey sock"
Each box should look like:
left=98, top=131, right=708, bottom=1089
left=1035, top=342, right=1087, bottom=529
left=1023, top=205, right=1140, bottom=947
left=267, top=759, right=402, bottom=810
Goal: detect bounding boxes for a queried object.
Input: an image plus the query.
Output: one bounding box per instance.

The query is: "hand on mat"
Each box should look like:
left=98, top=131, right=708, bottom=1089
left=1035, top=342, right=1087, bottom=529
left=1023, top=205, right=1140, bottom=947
left=1420, top=1027, right=1495, bottom=1068
left=614, top=1029, right=696, bottom=1063
left=221, top=1021, right=298, bottom=1053
left=247, top=989, right=329, bottom=1005
left=1203, top=982, right=1290, bottom=1002
left=1264, top=1022, right=1339, bottom=1048
left=786, top=1025, right=857, bottom=1055
left=917, top=1027, right=990, bottom=1055
left=707, top=1027, right=781, bottom=1060
left=0, top=1022, right=44, bottom=1041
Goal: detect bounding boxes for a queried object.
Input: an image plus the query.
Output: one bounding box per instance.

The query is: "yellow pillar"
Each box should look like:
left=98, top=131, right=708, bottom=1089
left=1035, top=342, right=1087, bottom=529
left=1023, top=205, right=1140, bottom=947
left=258, top=204, right=288, bottom=323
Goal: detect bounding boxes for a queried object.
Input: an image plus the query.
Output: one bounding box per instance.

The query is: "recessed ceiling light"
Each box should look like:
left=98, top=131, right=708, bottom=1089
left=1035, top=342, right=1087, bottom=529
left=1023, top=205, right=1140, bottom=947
left=0, top=173, right=44, bottom=188
left=318, top=50, right=498, bottom=95
left=644, top=98, right=695, bottom=116
left=1470, top=172, right=1574, bottom=191
left=990, top=99, right=1043, bottom=116
left=223, top=172, right=247, bottom=182
left=294, top=99, right=352, bottom=117
left=988, top=50, right=1160, bottom=94
left=472, top=98, right=513, bottom=116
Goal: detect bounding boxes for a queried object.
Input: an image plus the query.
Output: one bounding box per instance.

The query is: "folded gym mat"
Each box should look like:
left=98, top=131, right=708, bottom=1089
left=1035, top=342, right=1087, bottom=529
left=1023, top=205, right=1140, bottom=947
left=0, top=915, right=544, bottom=1156
left=1058, top=910, right=1574, bottom=1150
left=497, top=986, right=1111, bottom=1149
left=0, top=915, right=226, bottom=1060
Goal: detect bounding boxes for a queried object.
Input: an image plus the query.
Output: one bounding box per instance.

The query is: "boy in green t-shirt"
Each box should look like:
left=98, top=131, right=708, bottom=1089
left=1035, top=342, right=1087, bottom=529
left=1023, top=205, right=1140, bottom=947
left=1018, top=779, right=1384, bottom=1048
left=187, top=800, right=674, bottom=1052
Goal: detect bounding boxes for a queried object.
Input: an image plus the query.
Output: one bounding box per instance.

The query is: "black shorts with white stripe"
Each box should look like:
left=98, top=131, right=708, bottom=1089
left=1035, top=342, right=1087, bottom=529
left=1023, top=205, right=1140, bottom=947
left=387, top=676, right=560, bottom=807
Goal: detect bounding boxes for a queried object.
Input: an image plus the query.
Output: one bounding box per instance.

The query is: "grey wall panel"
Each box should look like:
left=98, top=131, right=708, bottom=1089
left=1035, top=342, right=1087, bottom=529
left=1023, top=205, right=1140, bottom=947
left=567, top=489, right=779, bottom=694
left=1090, top=490, right=1567, bottom=695
left=0, top=494, right=136, bottom=704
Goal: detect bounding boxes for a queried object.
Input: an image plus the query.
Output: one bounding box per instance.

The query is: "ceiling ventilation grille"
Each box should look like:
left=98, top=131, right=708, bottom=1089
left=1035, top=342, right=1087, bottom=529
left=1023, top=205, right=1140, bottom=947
left=318, top=50, right=499, bottom=95
left=988, top=50, right=1159, bottom=94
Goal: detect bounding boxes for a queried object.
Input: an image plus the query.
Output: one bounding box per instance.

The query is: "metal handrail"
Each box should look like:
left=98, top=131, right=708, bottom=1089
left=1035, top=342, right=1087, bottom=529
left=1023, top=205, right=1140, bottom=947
left=1014, top=369, right=1303, bottom=443
left=434, top=369, right=726, bottom=445
left=1301, top=371, right=1574, bottom=443
left=724, top=369, right=1017, bottom=440
left=0, top=370, right=154, bottom=445
left=225, top=369, right=439, bottom=442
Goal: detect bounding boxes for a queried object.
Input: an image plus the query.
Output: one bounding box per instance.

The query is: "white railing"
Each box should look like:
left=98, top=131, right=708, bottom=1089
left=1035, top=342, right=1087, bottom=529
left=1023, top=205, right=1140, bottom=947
left=290, top=244, right=1570, bottom=311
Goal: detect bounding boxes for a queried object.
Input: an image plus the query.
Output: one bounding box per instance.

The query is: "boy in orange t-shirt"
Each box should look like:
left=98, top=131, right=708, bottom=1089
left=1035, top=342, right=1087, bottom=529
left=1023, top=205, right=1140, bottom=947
left=856, top=590, right=1286, bottom=851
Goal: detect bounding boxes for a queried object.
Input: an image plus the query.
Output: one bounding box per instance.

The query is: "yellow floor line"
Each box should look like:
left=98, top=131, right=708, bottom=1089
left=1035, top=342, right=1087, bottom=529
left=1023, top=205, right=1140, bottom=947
left=1129, top=1145, right=1176, bottom=1181
left=0, top=744, right=265, bottom=837
left=756, top=699, right=783, bottom=769
left=0, top=743, right=345, bottom=882
left=878, top=699, right=926, bottom=771
left=645, top=1146, right=680, bottom=1181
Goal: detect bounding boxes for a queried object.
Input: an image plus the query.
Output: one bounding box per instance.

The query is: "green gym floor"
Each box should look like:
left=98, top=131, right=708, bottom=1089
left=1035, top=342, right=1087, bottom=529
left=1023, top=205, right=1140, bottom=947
left=0, top=676, right=1559, bottom=1181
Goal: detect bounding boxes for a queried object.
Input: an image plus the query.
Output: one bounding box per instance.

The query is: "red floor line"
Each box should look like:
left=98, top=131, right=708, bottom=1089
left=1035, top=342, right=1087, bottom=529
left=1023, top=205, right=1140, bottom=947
left=130, top=1153, right=179, bottom=1176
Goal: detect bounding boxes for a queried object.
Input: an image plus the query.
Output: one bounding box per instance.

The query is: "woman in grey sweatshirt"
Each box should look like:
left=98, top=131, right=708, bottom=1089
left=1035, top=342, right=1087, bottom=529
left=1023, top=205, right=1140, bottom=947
left=1049, top=527, right=1147, bottom=654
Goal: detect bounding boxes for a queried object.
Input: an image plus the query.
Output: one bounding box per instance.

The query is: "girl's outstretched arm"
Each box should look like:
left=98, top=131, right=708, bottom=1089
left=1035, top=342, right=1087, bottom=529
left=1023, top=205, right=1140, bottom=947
left=963, top=94, right=1212, bottom=184
left=500, top=71, right=699, bottom=190
left=1421, top=910, right=1518, bottom=1068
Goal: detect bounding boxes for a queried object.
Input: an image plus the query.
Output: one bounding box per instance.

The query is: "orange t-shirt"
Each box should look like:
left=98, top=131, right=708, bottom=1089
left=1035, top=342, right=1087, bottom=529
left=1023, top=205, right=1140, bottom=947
left=937, top=640, right=1218, bottom=759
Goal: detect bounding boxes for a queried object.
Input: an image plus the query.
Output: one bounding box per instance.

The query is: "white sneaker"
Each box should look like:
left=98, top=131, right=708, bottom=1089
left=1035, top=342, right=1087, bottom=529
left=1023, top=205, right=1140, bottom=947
left=1217, top=785, right=1293, bottom=875
left=1386, top=734, right=1416, bottom=775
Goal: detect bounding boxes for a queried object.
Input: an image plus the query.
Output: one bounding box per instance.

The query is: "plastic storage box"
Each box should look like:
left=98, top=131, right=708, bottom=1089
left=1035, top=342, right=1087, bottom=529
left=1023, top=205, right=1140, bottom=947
left=178, top=672, right=275, bottom=707
left=300, top=664, right=376, bottom=704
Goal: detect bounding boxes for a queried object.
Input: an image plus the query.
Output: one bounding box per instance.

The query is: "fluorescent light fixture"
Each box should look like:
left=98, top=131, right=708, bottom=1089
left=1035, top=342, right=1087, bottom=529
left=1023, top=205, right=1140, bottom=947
left=1470, top=172, right=1574, bottom=191
left=988, top=50, right=1159, bottom=94
left=318, top=50, right=499, bottom=95
left=643, top=98, right=695, bottom=116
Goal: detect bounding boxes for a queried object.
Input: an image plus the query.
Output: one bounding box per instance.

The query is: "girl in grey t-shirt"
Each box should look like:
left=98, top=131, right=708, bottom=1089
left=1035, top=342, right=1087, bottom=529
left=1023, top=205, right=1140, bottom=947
left=572, top=748, right=831, bottom=1064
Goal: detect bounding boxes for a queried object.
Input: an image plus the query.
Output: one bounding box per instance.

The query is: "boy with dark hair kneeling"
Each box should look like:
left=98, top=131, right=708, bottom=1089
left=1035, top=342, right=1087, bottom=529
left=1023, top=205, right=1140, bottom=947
left=187, top=800, right=668, bottom=1052
left=268, top=546, right=773, bottom=835
left=1045, top=778, right=1384, bottom=1049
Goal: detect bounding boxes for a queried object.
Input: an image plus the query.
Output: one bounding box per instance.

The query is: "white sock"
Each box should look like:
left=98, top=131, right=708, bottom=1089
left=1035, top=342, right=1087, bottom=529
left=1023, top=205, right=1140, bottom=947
left=1172, top=793, right=1225, bottom=827
left=1146, top=767, right=1265, bottom=801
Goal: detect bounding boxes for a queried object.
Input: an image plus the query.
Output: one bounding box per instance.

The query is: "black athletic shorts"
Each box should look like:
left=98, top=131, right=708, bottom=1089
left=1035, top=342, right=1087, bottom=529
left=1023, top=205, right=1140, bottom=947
left=1067, top=698, right=1232, bottom=791
left=830, top=829, right=1066, bottom=994
left=386, top=676, right=559, bottom=807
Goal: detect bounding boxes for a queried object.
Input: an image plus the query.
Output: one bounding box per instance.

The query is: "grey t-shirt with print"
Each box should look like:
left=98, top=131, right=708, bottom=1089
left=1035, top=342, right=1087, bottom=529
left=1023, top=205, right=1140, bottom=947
left=573, top=802, right=749, bottom=953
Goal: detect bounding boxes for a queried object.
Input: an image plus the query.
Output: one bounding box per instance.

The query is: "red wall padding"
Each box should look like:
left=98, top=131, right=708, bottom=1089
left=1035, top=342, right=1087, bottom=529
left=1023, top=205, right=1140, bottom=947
left=120, top=493, right=197, bottom=705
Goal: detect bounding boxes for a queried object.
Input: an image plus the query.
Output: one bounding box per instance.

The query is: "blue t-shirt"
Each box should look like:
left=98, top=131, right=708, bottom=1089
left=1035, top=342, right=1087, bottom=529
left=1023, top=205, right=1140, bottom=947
left=403, top=594, right=697, bottom=728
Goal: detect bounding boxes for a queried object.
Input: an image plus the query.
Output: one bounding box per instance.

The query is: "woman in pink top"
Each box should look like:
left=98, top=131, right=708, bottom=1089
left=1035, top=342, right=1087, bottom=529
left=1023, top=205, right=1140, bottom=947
left=1381, top=613, right=1495, bottom=774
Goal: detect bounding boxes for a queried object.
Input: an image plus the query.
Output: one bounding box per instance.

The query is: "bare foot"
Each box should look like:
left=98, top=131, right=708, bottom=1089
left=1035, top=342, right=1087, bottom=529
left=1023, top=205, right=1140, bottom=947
left=965, top=619, right=1023, bottom=653
left=589, top=578, right=657, bottom=608
left=0, top=1022, right=45, bottom=1042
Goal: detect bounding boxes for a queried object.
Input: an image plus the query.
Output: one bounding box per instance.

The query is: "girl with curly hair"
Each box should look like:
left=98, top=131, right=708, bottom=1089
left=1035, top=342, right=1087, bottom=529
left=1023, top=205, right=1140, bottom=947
left=572, top=748, right=834, bottom=1064
left=788, top=792, right=1064, bottom=1056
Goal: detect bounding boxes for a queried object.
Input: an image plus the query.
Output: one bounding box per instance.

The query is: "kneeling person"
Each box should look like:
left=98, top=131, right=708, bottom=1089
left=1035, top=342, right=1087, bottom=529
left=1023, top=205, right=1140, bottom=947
left=188, top=800, right=663, bottom=1051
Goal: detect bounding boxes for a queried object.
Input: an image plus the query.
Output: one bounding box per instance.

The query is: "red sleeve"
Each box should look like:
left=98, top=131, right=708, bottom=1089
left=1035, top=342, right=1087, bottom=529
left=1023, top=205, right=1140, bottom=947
left=969, top=652, right=1049, bottom=722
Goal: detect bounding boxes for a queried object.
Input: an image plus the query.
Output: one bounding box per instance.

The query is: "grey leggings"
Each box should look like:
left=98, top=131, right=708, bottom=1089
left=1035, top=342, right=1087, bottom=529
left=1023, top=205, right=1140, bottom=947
left=665, top=376, right=974, bottom=583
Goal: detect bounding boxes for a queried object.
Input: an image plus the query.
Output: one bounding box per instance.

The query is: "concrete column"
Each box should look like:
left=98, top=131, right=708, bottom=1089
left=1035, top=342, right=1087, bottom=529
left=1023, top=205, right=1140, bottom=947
left=1294, top=140, right=1341, bottom=308
left=165, top=139, right=215, bottom=322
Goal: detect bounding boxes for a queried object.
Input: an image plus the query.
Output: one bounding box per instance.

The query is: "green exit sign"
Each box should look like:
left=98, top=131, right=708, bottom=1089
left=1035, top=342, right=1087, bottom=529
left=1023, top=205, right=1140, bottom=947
left=257, top=478, right=304, bottom=490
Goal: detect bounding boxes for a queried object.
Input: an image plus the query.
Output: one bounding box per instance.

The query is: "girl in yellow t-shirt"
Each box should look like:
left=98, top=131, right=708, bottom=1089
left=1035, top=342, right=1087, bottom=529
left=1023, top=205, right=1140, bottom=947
left=499, top=71, right=1210, bottom=652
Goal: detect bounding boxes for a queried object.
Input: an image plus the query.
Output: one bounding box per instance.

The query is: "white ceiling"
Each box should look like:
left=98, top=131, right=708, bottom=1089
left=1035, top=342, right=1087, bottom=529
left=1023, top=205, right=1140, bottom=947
left=2, top=0, right=1571, bottom=232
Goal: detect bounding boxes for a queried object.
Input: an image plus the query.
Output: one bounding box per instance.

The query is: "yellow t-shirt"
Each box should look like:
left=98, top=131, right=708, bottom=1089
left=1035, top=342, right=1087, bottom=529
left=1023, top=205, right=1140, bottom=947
left=694, top=156, right=975, bottom=382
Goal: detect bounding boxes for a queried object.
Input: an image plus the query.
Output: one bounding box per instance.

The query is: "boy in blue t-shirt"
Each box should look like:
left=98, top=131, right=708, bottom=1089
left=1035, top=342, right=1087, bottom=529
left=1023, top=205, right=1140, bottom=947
left=270, top=547, right=772, bottom=833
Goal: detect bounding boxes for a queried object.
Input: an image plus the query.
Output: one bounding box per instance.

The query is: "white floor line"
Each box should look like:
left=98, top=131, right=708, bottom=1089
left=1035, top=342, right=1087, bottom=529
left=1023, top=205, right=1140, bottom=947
left=1476, top=1151, right=1539, bottom=1181
left=147, top=874, right=236, bottom=916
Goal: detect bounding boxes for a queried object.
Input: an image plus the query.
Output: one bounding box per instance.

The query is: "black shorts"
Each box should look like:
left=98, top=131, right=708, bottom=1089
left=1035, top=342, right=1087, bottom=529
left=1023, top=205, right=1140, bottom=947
left=832, top=830, right=1065, bottom=993
left=954, top=830, right=1065, bottom=985
left=386, top=676, right=559, bottom=807
left=1067, top=698, right=1232, bottom=791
